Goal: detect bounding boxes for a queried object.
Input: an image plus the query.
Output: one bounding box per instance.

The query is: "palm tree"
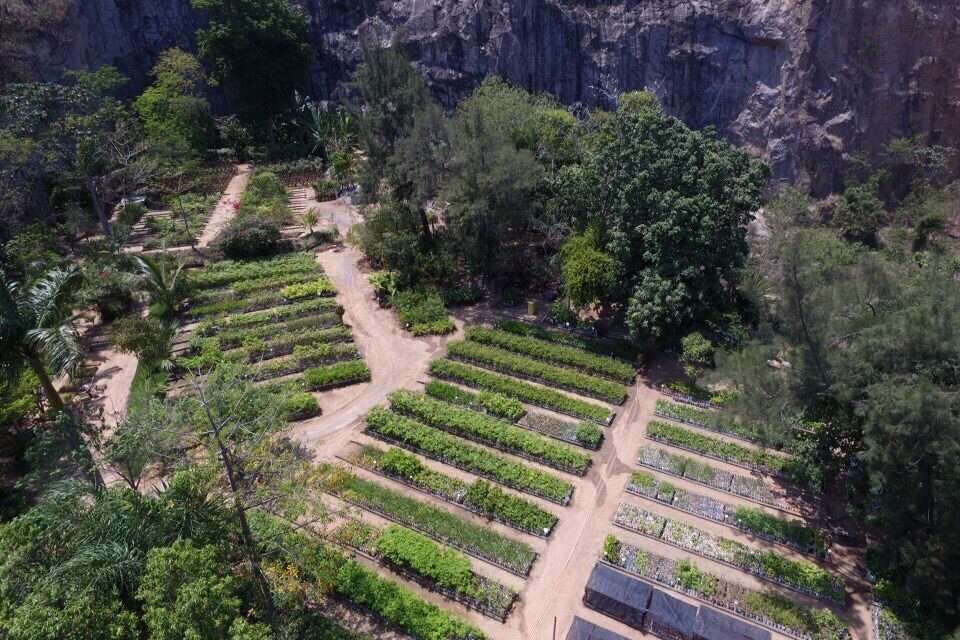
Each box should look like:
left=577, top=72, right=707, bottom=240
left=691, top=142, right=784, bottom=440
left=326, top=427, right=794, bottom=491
left=132, top=253, right=189, bottom=317
left=0, top=265, right=85, bottom=413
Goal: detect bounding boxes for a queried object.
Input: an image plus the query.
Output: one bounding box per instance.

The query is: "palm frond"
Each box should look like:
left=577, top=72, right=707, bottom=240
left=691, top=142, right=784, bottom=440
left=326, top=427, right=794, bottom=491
left=26, top=323, right=84, bottom=377
left=0, top=269, right=27, bottom=376
left=49, top=540, right=146, bottom=593
left=28, top=265, right=83, bottom=330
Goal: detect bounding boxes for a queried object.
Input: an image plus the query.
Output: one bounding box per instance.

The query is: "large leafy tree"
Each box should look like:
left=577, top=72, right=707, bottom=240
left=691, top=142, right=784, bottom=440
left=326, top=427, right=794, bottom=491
left=347, top=33, right=436, bottom=201
left=135, top=47, right=214, bottom=160
left=192, top=0, right=312, bottom=146
left=709, top=228, right=960, bottom=628
left=0, top=265, right=84, bottom=413
left=557, top=94, right=769, bottom=341
left=443, top=83, right=543, bottom=277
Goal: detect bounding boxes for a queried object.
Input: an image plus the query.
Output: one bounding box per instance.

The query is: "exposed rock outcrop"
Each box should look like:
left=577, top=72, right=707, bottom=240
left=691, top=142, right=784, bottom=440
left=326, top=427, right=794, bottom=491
left=27, top=0, right=960, bottom=192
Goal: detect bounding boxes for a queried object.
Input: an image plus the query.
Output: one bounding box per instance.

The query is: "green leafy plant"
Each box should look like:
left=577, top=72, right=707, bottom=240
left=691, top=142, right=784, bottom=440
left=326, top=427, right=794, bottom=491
left=364, top=407, right=573, bottom=503
left=447, top=340, right=629, bottom=404
left=430, top=358, right=614, bottom=423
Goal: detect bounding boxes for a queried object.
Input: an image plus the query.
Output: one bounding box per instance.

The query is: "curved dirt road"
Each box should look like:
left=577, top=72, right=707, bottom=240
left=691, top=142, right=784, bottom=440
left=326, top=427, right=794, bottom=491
left=290, top=199, right=446, bottom=455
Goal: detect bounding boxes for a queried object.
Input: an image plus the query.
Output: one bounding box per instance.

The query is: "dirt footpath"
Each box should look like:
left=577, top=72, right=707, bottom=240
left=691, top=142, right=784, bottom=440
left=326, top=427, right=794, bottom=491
left=197, top=164, right=250, bottom=248
left=290, top=197, right=445, bottom=454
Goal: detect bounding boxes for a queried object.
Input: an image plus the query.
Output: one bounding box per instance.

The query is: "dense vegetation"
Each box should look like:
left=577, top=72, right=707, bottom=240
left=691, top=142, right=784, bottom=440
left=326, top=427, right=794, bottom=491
left=2, top=2, right=960, bottom=638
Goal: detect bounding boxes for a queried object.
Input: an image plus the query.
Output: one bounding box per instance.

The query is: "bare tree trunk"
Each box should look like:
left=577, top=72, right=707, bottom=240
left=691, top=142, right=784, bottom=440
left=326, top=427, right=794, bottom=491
left=85, top=174, right=112, bottom=239
left=213, top=432, right=276, bottom=622
left=197, top=390, right=276, bottom=622
left=27, top=357, right=63, bottom=413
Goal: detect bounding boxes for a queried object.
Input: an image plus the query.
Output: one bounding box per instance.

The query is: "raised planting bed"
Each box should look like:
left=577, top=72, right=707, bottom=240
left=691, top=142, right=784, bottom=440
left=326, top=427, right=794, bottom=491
left=655, top=399, right=766, bottom=446
left=466, top=325, right=636, bottom=383
left=193, top=297, right=344, bottom=331
left=188, top=288, right=338, bottom=318
left=637, top=446, right=794, bottom=512
left=425, top=380, right=526, bottom=422
left=191, top=323, right=353, bottom=356
left=613, top=504, right=845, bottom=603
left=646, top=421, right=797, bottom=481
left=447, top=340, right=629, bottom=404
left=625, top=471, right=827, bottom=556
left=364, top=407, right=573, bottom=504
left=430, top=358, right=614, bottom=424
left=319, top=464, right=537, bottom=576
left=387, top=389, right=592, bottom=476
left=602, top=536, right=848, bottom=640
left=195, top=312, right=345, bottom=347
left=425, top=380, right=601, bottom=449
left=346, top=444, right=557, bottom=537
left=519, top=413, right=602, bottom=450
left=303, top=360, right=371, bottom=390
left=190, top=271, right=325, bottom=304
left=195, top=307, right=343, bottom=338
left=334, top=558, right=489, bottom=640
left=493, top=318, right=640, bottom=362
left=190, top=252, right=319, bottom=289
left=333, top=521, right=518, bottom=622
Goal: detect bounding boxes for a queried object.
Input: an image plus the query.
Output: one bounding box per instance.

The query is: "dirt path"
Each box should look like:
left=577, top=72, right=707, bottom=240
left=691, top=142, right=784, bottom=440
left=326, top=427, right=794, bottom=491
left=289, top=197, right=444, bottom=451
left=197, top=164, right=250, bottom=248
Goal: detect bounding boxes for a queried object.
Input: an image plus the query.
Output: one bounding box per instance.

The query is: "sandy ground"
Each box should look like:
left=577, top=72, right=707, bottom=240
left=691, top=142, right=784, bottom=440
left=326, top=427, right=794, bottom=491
left=196, top=164, right=250, bottom=248
left=278, top=195, right=874, bottom=640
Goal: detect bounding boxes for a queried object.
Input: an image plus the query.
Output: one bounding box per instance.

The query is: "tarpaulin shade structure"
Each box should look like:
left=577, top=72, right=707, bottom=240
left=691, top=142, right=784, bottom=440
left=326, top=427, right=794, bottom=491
left=583, top=563, right=653, bottom=630
left=565, top=616, right=630, bottom=640
left=643, top=588, right=698, bottom=640
left=694, top=606, right=772, bottom=640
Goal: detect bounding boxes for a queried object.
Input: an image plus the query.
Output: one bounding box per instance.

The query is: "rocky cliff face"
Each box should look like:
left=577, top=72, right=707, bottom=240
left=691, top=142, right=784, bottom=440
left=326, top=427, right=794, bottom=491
left=32, top=0, right=960, bottom=192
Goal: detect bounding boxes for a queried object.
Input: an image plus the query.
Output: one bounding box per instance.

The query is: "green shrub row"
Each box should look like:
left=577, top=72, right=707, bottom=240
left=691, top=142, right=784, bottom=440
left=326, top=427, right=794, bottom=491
left=335, top=559, right=488, bottom=640
left=410, top=318, right=457, bottom=336
left=303, top=360, right=371, bottom=390
left=447, top=340, right=629, bottom=404
left=373, top=524, right=517, bottom=616
left=190, top=287, right=336, bottom=318
left=203, top=297, right=342, bottom=330
left=279, top=277, right=336, bottom=300
left=647, top=421, right=795, bottom=479
left=493, top=318, right=640, bottom=362
left=195, top=310, right=341, bottom=340
left=393, top=289, right=450, bottom=327
left=177, top=338, right=357, bottom=375
left=320, top=464, right=536, bottom=574
left=466, top=326, right=635, bottom=383
left=191, top=270, right=322, bottom=304
left=279, top=392, right=321, bottom=421
left=199, top=323, right=352, bottom=354
left=425, top=380, right=527, bottom=422
left=430, top=358, right=613, bottom=424
left=190, top=252, right=318, bottom=288
left=364, top=407, right=573, bottom=503
left=188, top=324, right=351, bottom=359
left=735, top=506, right=827, bottom=556
left=388, top=390, right=591, bottom=475
left=366, top=446, right=556, bottom=535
